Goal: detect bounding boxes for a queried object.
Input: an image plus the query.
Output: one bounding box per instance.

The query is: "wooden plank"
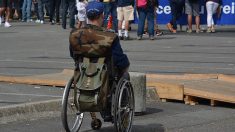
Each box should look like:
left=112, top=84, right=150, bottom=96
left=148, top=82, right=184, bottom=101
left=218, top=74, right=235, bottom=83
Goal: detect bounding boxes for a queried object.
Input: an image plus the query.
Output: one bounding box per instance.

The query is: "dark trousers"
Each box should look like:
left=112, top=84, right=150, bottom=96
left=49, top=0, right=61, bottom=23
left=169, top=0, right=185, bottom=29
left=61, top=0, right=75, bottom=29
left=103, top=2, right=118, bottom=32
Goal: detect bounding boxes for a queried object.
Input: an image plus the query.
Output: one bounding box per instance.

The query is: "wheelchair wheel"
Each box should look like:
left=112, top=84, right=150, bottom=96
left=114, top=78, right=135, bottom=132
left=61, top=77, right=84, bottom=132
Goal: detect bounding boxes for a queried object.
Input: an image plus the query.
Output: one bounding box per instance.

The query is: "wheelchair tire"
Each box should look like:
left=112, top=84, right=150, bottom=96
left=61, top=77, right=84, bottom=132
left=113, top=77, right=135, bottom=132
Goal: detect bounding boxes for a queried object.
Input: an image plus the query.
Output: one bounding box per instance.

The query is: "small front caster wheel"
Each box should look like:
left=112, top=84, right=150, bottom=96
left=91, top=118, right=102, bottom=130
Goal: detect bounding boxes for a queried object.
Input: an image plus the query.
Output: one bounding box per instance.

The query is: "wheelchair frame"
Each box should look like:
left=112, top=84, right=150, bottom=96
left=61, top=74, right=135, bottom=132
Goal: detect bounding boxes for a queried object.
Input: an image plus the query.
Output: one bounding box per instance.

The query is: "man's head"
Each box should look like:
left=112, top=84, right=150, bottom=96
left=86, top=1, right=104, bottom=25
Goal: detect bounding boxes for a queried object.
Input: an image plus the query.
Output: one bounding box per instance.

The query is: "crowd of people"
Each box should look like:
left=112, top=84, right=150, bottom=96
left=0, top=0, right=222, bottom=39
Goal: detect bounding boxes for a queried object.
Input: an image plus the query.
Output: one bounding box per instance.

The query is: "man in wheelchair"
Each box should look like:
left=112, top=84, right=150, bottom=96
left=65, top=1, right=134, bottom=132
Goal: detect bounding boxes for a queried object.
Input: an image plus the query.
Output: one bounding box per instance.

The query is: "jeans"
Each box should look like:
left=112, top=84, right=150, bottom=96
left=137, top=7, right=155, bottom=36
left=49, top=0, right=61, bottom=23
left=61, top=0, right=76, bottom=29
left=22, top=0, right=32, bottom=21
left=38, top=0, right=45, bottom=21
left=103, top=2, right=118, bottom=32
left=206, top=1, right=219, bottom=27
left=169, top=0, right=184, bottom=29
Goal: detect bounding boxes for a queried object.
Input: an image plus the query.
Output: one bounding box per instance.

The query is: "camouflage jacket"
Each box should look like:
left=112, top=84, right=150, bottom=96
left=69, top=24, right=130, bottom=70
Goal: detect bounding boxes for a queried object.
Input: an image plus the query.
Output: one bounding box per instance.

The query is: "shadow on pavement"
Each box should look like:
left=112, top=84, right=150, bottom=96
left=83, top=123, right=165, bottom=132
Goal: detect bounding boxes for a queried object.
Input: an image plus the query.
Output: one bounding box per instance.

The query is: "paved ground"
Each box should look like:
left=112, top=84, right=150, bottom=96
left=0, top=21, right=235, bottom=131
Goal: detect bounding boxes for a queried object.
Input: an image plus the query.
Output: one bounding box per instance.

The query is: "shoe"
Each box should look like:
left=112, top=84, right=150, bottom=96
left=207, top=27, right=212, bottom=33
left=50, top=20, right=55, bottom=25
left=211, top=28, right=215, bottom=33
left=137, top=35, right=142, bottom=40
left=0, top=17, right=1, bottom=26
left=56, top=22, right=61, bottom=25
left=119, top=36, right=124, bottom=40
left=35, top=19, right=40, bottom=23
left=143, top=31, right=148, bottom=36
left=156, top=30, right=163, bottom=36
left=40, top=20, right=44, bottom=24
left=166, top=23, right=173, bottom=32
left=172, top=29, right=177, bottom=33
left=149, top=35, right=154, bottom=40
left=196, top=28, right=203, bottom=33
left=124, top=36, right=130, bottom=41
left=4, top=22, right=11, bottom=28
left=187, top=29, right=192, bottom=33
left=26, top=19, right=32, bottom=22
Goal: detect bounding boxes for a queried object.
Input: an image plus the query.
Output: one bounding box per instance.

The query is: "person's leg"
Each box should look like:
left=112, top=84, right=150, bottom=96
left=185, top=0, right=193, bottom=32
left=137, top=8, right=147, bottom=39
left=4, top=0, right=12, bottom=27
left=111, top=2, right=118, bottom=32
left=211, top=2, right=219, bottom=32
left=61, top=0, right=68, bottom=29
left=117, top=6, right=123, bottom=38
left=49, top=0, right=55, bottom=23
left=68, top=0, right=75, bottom=28
left=103, top=2, right=111, bottom=28
left=169, top=0, right=177, bottom=30
left=123, top=5, right=134, bottom=39
left=147, top=8, right=154, bottom=39
left=55, top=0, right=61, bottom=23
left=206, top=1, right=213, bottom=32
left=26, top=0, right=32, bottom=21
left=21, top=0, right=26, bottom=21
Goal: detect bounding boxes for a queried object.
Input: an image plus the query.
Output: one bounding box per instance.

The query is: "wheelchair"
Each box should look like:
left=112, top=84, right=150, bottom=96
left=61, top=67, right=135, bottom=132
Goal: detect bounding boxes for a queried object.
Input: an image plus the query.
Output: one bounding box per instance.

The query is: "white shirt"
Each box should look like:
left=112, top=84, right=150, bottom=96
left=76, top=1, right=87, bottom=21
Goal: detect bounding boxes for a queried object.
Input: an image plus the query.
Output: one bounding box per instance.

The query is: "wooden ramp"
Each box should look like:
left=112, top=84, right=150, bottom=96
left=0, top=70, right=235, bottom=106
left=147, top=74, right=235, bottom=106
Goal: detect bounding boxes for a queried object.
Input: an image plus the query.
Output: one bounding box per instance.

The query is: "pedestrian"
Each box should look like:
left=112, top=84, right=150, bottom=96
left=206, top=0, right=221, bottom=33
left=185, top=0, right=202, bottom=33
left=0, top=0, right=12, bottom=27
left=75, top=0, right=87, bottom=29
left=22, top=0, right=32, bottom=22
left=167, top=0, right=185, bottom=33
left=61, top=0, right=76, bottom=29
left=136, top=0, right=158, bottom=40
left=37, top=0, right=46, bottom=24
left=117, top=0, right=134, bottom=40
left=102, top=0, right=118, bottom=32
left=49, top=0, right=61, bottom=25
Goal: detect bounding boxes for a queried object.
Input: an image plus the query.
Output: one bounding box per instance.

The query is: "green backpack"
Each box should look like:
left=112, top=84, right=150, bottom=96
left=74, top=57, right=109, bottom=112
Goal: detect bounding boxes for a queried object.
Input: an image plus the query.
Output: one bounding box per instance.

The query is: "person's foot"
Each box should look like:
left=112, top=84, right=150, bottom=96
left=149, top=35, right=155, bottom=40
left=124, top=36, right=130, bottom=41
left=196, top=28, right=203, bottom=33
left=56, top=22, right=60, bottom=25
left=0, top=17, right=2, bottom=26
left=172, top=29, right=177, bottom=33
left=156, top=30, right=163, bottom=36
left=40, top=20, right=44, bottom=24
left=119, top=35, right=124, bottom=40
left=211, top=28, right=216, bottom=33
left=26, top=19, right=32, bottom=22
left=207, top=27, right=212, bottom=33
left=187, top=29, right=192, bottom=33
left=166, top=23, right=173, bottom=32
left=50, top=20, right=55, bottom=25
left=4, top=22, right=11, bottom=28
left=137, top=35, right=142, bottom=40
left=35, top=19, right=40, bottom=23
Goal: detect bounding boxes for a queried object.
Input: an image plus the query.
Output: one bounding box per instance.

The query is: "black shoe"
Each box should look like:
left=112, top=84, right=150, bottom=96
left=119, top=36, right=124, bottom=40
left=124, top=36, right=130, bottom=41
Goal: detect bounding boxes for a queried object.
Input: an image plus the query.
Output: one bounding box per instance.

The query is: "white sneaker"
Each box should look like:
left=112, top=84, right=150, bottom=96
left=40, top=20, right=44, bottom=24
left=35, top=19, right=40, bottom=23
left=0, top=17, right=2, bottom=26
left=4, top=22, right=11, bottom=28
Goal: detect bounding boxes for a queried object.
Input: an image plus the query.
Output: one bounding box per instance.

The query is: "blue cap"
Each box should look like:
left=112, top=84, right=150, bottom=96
left=86, top=1, right=104, bottom=17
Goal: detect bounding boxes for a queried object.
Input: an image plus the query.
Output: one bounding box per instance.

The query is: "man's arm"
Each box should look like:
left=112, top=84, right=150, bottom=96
left=111, top=37, right=130, bottom=71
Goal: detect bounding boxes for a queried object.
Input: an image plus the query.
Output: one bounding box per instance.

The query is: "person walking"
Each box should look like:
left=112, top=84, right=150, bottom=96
left=0, top=0, right=12, bottom=27
left=117, top=0, right=134, bottom=40
left=61, top=0, right=76, bottom=29
left=102, top=0, right=118, bottom=32
left=22, top=0, right=32, bottom=22
left=75, top=0, right=87, bottom=29
left=206, top=0, right=221, bottom=33
left=167, top=0, right=185, bottom=33
left=185, top=0, right=202, bottom=33
left=137, top=0, right=158, bottom=40
left=49, top=0, right=61, bottom=25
